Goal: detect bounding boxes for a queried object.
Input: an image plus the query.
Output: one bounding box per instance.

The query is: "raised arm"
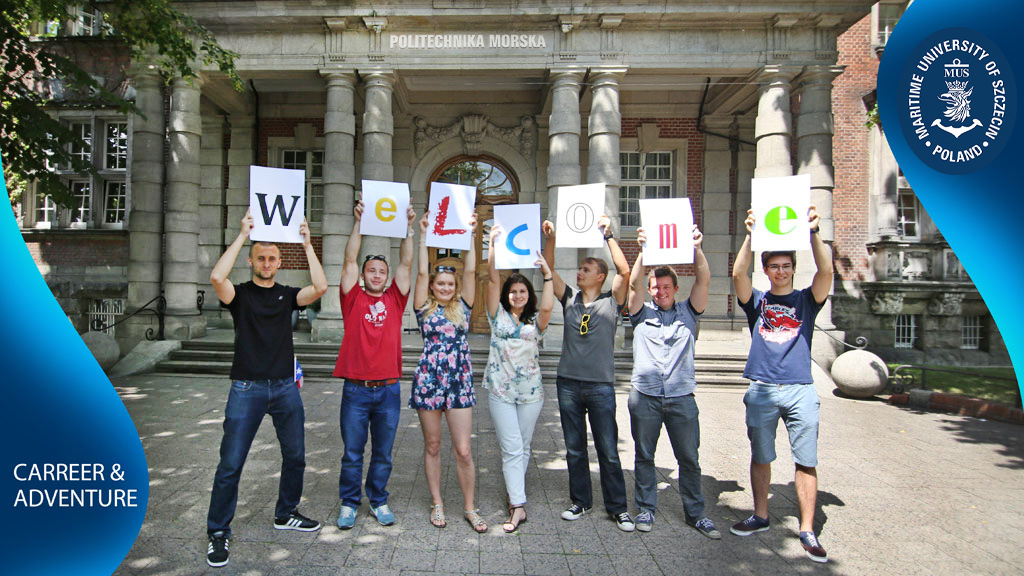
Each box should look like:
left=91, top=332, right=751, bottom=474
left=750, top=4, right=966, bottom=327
left=627, top=227, right=648, bottom=316
left=210, top=209, right=252, bottom=305
left=486, top=223, right=503, bottom=317
left=340, top=201, right=364, bottom=295
left=296, top=219, right=329, bottom=306
left=541, top=220, right=566, bottom=301
left=535, top=250, right=555, bottom=332
left=690, top=225, right=710, bottom=314
left=461, top=213, right=478, bottom=307
left=394, top=204, right=417, bottom=296
left=600, top=214, right=630, bottom=306
left=808, top=205, right=834, bottom=304
left=731, top=209, right=755, bottom=305
left=414, top=212, right=431, bottom=309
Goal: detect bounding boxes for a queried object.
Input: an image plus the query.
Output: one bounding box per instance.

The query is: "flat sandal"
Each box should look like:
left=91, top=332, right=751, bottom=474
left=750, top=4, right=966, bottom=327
left=464, top=508, right=488, bottom=533
left=430, top=503, right=446, bottom=528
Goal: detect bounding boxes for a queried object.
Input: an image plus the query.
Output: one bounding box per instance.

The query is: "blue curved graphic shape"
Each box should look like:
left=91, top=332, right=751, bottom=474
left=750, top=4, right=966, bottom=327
left=879, top=0, right=1023, bottom=397
left=506, top=223, right=532, bottom=256
left=0, top=160, right=148, bottom=573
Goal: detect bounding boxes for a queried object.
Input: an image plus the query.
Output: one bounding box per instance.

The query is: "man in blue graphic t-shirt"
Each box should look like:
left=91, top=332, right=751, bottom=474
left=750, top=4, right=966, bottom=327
left=730, top=206, right=833, bottom=564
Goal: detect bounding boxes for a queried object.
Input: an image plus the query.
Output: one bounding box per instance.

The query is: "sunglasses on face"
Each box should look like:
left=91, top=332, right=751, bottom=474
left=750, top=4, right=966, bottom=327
left=435, top=265, right=456, bottom=274
left=579, top=313, right=591, bottom=336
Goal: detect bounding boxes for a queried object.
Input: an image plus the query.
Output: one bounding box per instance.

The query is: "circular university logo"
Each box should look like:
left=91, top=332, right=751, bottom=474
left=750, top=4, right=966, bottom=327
left=897, top=27, right=1016, bottom=175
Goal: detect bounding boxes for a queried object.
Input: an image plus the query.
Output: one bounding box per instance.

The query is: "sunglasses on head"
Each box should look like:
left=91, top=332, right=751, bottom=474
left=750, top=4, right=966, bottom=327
left=363, top=254, right=387, bottom=264
left=435, top=265, right=456, bottom=274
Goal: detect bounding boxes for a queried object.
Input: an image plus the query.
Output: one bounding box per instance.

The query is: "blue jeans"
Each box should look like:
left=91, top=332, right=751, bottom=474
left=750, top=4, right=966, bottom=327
left=556, top=377, right=627, bottom=514
left=338, top=381, right=401, bottom=509
left=628, top=389, right=705, bottom=522
left=207, top=378, right=306, bottom=536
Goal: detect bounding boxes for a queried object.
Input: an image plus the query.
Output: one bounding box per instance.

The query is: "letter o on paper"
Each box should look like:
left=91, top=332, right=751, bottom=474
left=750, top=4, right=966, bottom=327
left=565, top=203, right=595, bottom=233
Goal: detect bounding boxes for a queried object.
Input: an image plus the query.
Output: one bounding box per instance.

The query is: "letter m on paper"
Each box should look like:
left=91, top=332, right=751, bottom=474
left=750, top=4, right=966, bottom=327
left=255, top=193, right=301, bottom=226
left=659, top=223, right=678, bottom=249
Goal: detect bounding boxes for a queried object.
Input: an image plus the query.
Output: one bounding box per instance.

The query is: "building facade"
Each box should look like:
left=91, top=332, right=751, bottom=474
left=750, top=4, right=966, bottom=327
left=18, top=1, right=1007, bottom=366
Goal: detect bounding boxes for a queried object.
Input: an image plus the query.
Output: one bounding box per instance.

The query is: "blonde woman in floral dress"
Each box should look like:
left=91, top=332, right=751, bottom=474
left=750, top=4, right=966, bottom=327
left=411, top=212, right=487, bottom=532
left=484, top=223, right=554, bottom=533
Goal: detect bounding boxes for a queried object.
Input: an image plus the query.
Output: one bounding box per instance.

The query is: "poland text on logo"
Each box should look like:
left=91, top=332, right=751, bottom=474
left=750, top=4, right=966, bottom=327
left=898, top=28, right=1015, bottom=175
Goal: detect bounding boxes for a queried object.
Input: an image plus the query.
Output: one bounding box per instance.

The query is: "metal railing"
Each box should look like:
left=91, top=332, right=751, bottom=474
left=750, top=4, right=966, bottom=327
left=90, top=294, right=166, bottom=341
left=814, top=325, right=868, bottom=350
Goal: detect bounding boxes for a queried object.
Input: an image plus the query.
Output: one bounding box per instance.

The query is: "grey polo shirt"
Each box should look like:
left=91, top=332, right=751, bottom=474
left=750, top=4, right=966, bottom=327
left=629, top=300, right=701, bottom=397
left=557, top=287, right=622, bottom=383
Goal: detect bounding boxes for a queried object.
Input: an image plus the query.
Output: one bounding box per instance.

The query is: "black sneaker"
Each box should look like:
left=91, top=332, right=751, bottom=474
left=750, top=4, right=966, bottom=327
left=612, top=512, right=636, bottom=532
left=730, top=514, right=770, bottom=536
left=274, top=510, right=322, bottom=532
left=561, top=503, right=592, bottom=520
left=206, top=531, right=229, bottom=567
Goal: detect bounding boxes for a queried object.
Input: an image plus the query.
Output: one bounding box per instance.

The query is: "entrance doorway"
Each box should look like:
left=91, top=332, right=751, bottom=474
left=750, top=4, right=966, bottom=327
left=429, top=155, right=518, bottom=333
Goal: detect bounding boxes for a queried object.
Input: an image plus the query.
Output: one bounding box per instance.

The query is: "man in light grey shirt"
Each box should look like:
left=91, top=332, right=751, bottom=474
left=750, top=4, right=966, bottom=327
left=625, top=225, right=719, bottom=538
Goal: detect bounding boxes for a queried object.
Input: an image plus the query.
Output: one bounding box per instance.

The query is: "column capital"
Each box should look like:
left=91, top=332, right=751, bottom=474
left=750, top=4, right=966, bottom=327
left=589, top=67, right=628, bottom=87
left=795, top=65, right=846, bottom=91
left=548, top=67, right=586, bottom=86
left=171, top=74, right=204, bottom=91
left=758, top=65, right=802, bottom=84
left=320, top=70, right=358, bottom=86
left=360, top=69, right=395, bottom=88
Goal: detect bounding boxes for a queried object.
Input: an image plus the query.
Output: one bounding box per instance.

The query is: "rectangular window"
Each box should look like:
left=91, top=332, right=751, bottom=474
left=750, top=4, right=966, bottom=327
left=104, top=181, right=127, bottom=224
left=961, top=315, right=983, bottom=350
left=897, top=189, right=919, bottom=239
left=69, top=179, right=91, bottom=226
left=281, top=149, right=324, bottom=225
left=877, top=3, right=905, bottom=47
left=104, top=121, right=128, bottom=170
left=68, top=6, right=97, bottom=36
left=894, top=314, right=918, bottom=349
left=35, top=190, right=58, bottom=228
left=68, top=121, right=92, bottom=169
left=619, top=151, right=673, bottom=228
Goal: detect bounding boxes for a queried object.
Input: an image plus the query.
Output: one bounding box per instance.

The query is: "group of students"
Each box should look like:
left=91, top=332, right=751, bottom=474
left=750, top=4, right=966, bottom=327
left=204, top=199, right=834, bottom=567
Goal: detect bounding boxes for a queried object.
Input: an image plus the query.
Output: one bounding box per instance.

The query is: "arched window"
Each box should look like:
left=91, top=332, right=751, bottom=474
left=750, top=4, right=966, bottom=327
left=431, top=155, right=518, bottom=204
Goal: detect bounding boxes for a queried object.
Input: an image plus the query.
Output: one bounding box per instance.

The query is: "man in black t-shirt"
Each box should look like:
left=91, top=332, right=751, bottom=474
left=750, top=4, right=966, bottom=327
left=204, top=209, right=328, bottom=568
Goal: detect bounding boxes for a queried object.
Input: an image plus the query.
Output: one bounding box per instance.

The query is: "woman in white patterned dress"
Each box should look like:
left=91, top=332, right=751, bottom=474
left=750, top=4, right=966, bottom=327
left=483, top=223, right=554, bottom=533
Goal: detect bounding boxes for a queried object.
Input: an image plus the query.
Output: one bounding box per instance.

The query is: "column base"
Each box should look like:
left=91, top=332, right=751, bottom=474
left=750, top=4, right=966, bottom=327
left=164, top=314, right=208, bottom=341
left=311, top=317, right=344, bottom=343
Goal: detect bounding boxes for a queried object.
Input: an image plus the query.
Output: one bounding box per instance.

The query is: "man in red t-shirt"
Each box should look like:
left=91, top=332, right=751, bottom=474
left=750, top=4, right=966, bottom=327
left=334, top=199, right=416, bottom=530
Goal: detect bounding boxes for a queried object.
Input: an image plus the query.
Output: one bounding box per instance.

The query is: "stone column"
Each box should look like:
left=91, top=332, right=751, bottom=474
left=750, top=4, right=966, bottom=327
left=587, top=68, right=626, bottom=261
left=546, top=67, right=585, bottom=346
left=795, top=65, right=844, bottom=241
left=198, top=117, right=225, bottom=316
left=701, top=116, right=736, bottom=325
left=752, top=66, right=800, bottom=291
left=359, top=70, right=395, bottom=263
left=124, top=65, right=164, bottom=346
left=163, top=76, right=206, bottom=340
left=313, top=71, right=357, bottom=342
left=224, top=115, right=255, bottom=292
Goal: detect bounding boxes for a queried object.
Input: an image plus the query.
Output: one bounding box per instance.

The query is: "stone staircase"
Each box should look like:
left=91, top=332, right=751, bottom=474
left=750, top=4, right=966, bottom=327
left=153, top=338, right=750, bottom=388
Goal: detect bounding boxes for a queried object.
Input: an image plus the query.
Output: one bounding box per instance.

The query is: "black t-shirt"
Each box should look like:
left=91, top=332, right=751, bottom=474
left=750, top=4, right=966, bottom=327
left=222, top=281, right=302, bottom=380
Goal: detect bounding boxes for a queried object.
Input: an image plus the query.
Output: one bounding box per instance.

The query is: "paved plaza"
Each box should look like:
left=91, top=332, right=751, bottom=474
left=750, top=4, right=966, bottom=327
left=112, top=354, right=1024, bottom=575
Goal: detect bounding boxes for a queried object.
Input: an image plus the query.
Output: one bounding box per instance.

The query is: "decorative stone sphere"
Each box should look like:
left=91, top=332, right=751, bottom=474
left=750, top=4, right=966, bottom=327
left=830, top=349, right=889, bottom=398
left=81, top=331, right=121, bottom=371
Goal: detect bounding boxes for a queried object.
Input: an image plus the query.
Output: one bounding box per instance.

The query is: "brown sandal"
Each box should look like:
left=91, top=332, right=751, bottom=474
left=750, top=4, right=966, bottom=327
left=430, top=503, right=446, bottom=528
left=502, top=505, right=527, bottom=533
left=464, top=508, right=488, bottom=533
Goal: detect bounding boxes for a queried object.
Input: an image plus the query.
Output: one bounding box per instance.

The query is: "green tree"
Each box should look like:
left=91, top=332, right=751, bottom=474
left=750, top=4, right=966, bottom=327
left=1, top=0, right=239, bottom=206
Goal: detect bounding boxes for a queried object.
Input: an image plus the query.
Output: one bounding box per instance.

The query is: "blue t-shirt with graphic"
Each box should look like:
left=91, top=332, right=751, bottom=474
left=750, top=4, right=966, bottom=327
left=739, top=287, right=823, bottom=385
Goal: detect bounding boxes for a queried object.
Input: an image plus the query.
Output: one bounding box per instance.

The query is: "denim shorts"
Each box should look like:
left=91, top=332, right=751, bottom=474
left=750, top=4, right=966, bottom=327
left=743, top=381, right=819, bottom=467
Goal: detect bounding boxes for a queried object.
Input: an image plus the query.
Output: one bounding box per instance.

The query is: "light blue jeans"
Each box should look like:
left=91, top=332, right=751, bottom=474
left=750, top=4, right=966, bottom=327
left=489, top=393, right=544, bottom=506
left=628, top=388, right=705, bottom=522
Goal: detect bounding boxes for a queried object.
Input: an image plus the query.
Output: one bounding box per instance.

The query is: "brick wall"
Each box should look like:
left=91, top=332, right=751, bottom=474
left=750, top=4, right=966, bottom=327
left=24, top=231, right=128, bottom=267
left=257, top=118, right=325, bottom=166
left=278, top=237, right=324, bottom=270
left=832, top=14, right=876, bottom=283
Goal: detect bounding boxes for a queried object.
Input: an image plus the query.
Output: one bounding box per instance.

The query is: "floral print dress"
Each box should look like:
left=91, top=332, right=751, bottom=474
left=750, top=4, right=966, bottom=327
left=410, top=299, right=475, bottom=410
left=483, top=306, right=544, bottom=404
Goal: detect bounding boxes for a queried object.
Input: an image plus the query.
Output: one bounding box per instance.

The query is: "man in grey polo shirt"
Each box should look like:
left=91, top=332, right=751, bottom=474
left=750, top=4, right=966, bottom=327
left=542, top=214, right=634, bottom=532
left=625, top=225, right=719, bottom=538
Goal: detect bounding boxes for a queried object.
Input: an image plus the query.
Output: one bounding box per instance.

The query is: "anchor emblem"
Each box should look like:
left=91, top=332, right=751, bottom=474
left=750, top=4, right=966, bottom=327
left=931, top=59, right=982, bottom=138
